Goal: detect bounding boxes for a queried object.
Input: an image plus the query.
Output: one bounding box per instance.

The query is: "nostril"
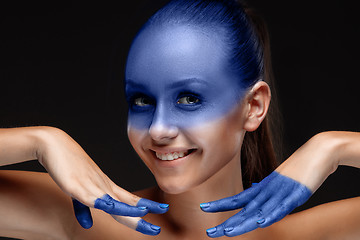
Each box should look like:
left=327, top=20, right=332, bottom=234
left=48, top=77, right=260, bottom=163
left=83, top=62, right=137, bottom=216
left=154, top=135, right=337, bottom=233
left=149, top=123, right=179, bottom=142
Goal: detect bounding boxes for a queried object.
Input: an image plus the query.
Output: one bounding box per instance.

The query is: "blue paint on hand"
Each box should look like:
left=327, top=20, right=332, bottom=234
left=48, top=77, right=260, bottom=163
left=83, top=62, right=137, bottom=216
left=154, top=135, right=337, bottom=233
left=72, top=199, right=93, bottom=229
left=136, top=219, right=162, bottom=235
left=137, top=198, right=169, bottom=214
left=200, top=171, right=312, bottom=237
left=94, top=194, right=149, bottom=217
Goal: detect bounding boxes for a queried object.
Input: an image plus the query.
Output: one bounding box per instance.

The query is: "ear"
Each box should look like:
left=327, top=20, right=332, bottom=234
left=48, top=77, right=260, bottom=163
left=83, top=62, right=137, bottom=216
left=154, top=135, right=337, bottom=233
left=243, top=81, right=271, bottom=132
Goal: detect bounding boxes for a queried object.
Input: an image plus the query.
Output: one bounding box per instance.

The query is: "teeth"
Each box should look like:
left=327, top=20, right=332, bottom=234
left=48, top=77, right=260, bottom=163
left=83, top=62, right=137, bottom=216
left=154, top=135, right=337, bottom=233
left=155, top=150, right=189, bottom=161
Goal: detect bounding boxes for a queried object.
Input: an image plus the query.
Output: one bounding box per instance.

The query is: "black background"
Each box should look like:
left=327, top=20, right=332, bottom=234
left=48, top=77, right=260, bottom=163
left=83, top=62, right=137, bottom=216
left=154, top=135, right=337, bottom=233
left=1, top=1, right=359, bottom=239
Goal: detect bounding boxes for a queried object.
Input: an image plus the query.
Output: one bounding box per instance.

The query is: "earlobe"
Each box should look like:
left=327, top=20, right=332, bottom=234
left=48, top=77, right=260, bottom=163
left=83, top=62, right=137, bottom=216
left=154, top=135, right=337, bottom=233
left=243, top=81, right=271, bottom=132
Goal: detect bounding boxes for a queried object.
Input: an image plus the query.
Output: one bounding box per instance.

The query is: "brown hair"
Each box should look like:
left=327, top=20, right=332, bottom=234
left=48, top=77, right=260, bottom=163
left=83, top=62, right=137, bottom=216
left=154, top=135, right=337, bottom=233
left=240, top=3, right=282, bottom=189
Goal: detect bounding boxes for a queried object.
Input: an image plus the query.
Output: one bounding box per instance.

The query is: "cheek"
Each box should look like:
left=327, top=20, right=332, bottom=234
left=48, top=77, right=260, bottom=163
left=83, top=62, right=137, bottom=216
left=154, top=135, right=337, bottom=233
left=127, top=111, right=153, bottom=130
left=127, top=127, right=148, bottom=158
left=187, top=112, right=245, bottom=170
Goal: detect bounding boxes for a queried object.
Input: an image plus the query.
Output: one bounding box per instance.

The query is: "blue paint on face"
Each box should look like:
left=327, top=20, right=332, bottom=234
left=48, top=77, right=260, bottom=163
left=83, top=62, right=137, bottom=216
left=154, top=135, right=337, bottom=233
left=125, top=25, right=245, bottom=130
left=200, top=171, right=312, bottom=237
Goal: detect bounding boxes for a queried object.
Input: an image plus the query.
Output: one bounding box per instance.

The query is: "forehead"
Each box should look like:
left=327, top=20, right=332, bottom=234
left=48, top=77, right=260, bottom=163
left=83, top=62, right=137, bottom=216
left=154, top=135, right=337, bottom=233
left=125, top=24, right=233, bottom=84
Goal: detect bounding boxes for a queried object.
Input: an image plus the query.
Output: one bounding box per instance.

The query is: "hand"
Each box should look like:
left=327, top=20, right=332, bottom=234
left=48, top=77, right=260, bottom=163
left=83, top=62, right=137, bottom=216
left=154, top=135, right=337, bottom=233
left=200, top=132, right=341, bottom=237
left=35, top=127, right=168, bottom=235
left=200, top=172, right=312, bottom=237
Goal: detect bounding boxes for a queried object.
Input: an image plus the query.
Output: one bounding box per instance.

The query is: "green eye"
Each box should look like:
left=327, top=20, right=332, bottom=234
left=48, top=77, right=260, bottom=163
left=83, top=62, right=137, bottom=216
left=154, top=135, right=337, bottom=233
left=134, top=97, right=151, bottom=106
left=177, top=96, right=200, bottom=105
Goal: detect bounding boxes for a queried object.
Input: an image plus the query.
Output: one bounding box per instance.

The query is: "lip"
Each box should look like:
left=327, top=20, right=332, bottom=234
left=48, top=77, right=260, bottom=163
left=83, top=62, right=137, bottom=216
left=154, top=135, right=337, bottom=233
left=148, top=147, right=197, bottom=168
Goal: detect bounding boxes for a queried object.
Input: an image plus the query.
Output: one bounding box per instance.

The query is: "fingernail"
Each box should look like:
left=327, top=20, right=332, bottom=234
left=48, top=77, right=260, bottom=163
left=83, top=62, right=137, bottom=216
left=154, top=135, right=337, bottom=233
left=159, top=203, right=169, bottom=209
left=225, top=226, right=234, bottom=232
left=257, top=218, right=265, bottom=224
left=150, top=225, right=161, bottom=231
left=138, top=206, right=147, bottom=210
left=206, top=227, right=217, bottom=234
left=200, top=203, right=210, bottom=209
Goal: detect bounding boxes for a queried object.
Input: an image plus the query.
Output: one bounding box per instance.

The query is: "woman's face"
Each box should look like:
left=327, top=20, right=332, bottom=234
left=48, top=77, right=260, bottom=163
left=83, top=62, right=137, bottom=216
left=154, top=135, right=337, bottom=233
left=125, top=25, right=248, bottom=194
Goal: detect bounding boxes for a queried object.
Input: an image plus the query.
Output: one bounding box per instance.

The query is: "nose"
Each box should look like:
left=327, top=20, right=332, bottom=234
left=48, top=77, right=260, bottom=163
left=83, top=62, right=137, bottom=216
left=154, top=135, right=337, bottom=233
left=149, top=104, right=179, bottom=143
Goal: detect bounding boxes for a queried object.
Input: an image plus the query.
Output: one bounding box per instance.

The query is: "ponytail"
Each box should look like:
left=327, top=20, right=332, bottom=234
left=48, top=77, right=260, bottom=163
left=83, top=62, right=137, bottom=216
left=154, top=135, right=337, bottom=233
left=240, top=2, right=282, bottom=189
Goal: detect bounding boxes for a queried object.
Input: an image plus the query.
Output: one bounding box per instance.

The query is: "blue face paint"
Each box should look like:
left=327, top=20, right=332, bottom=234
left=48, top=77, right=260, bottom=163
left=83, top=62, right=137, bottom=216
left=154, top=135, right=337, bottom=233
left=200, top=171, right=312, bottom=237
left=125, top=25, right=245, bottom=130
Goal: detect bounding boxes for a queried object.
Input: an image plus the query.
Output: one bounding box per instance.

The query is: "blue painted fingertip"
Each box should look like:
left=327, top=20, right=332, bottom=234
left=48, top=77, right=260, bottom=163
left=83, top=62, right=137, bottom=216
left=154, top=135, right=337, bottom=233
left=206, top=227, right=217, bottom=235
left=200, top=202, right=210, bottom=209
left=72, top=199, right=93, bottom=229
left=136, top=198, right=169, bottom=214
left=150, top=225, right=161, bottom=231
left=136, top=219, right=161, bottom=235
left=159, top=203, right=169, bottom=209
left=257, top=218, right=265, bottom=224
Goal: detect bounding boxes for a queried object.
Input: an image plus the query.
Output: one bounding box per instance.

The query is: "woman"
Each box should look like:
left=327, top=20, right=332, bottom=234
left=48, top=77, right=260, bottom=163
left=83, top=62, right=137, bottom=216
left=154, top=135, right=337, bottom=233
left=1, top=0, right=359, bottom=239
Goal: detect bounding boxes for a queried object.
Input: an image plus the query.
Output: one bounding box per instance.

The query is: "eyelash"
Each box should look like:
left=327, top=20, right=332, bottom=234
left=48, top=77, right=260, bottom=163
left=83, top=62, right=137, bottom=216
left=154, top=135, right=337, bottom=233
left=127, top=92, right=202, bottom=109
left=176, top=92, right=201, bottom=105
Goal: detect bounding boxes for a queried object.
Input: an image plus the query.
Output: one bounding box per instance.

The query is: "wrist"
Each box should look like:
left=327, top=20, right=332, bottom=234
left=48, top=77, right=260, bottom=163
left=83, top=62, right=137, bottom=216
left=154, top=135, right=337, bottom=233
left=31, top=126, right=62, bottom=165
left=310, top=131, right=343, bottom=176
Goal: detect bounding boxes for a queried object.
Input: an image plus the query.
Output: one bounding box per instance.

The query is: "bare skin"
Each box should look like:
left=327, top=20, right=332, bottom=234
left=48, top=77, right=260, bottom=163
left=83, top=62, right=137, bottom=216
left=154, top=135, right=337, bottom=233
left=0, top=170, right=359, bottom=240
left=0, top=84, right=359, bottom=239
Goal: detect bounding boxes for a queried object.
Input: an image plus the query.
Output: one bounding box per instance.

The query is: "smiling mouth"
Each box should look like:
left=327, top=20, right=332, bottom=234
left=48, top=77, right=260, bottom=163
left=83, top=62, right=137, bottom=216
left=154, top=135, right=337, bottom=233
left=153, top=149, right=196, bottom=161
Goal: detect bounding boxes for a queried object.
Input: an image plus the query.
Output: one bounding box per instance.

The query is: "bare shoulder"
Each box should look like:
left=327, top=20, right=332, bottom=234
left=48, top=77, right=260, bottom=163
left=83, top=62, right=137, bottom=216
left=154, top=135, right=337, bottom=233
left=0, top=171, right=158, bottom=240
left=0, top=170, right=77, bottom=239
left=273, top=197, right=360, bottom=240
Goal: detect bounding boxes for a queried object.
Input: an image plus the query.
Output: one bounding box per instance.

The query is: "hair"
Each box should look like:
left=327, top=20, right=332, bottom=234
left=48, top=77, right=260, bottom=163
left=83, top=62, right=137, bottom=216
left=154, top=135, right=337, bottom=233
left=139, top=0, right=281, bottom=189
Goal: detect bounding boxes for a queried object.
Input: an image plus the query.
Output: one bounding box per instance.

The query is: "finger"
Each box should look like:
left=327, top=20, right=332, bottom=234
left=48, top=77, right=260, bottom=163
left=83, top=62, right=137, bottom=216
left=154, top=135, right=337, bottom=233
left=206, top=207, right=250, bottom=238
left=200, top=187, right=260, bottom=213
left=72, top=199, right=93, bottom=229
left=258, top=185, right=312, bottom=228
left=136, top=198, right=169, bottom=214
left=94, top=194, right=148, bottom=217
left=111, top=215, right=161, bottom=236
left=136, top=219, right=161, bottom=235
left=223, top=215, right=259, bottom=237
left=111, top=184, right=169, bottom=214
left=206, top=225, right=225, bottom=238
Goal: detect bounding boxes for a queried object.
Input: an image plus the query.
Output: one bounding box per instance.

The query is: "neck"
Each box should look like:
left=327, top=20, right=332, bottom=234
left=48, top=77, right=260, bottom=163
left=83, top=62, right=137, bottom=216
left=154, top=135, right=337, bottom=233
left=156, top=152, right=243, bottom=238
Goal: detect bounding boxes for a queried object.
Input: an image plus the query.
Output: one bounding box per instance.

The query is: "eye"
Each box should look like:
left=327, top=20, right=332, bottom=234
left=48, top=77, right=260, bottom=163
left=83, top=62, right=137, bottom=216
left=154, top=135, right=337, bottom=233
left=177, top=96, right=200, bottom=105
left=134, top=96, right=152, bottom=106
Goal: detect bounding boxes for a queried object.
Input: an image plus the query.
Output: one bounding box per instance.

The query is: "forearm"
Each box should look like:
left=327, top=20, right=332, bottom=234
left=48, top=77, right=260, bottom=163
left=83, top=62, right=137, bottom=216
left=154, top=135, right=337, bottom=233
left=0, top=126, right=49, bottom=166
left=322, top=131, right=360, bottom=169
left=276, top=131, right=360, bottom=192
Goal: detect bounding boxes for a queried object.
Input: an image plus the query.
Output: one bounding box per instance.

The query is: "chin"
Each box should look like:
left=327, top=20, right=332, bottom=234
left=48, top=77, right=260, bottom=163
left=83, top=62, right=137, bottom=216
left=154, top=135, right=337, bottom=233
left=154, top=175, right=195, bottom=195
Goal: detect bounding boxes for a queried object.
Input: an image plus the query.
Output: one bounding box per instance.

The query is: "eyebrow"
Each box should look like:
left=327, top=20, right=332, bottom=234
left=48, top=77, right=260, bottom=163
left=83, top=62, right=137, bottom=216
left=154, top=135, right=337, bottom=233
left=125, top=80, right=148, bottom=91
left=125, top=78, right=211, bottom=90
left=169, top=78, right=211, bottom=89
